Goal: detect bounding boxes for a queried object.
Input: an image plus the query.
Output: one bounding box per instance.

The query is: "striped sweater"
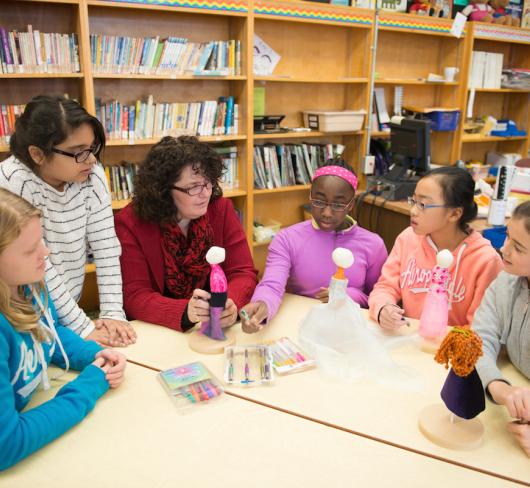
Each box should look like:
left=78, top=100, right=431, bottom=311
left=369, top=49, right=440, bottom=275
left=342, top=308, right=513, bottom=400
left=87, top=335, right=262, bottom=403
left=0, top=156, right=126, bottom=337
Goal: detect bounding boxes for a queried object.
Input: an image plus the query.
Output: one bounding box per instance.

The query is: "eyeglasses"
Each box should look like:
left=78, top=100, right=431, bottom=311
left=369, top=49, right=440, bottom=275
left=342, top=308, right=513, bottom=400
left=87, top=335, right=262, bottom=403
left=173, top=181, right=213, bottom=196
left=310, top=197, right=354, bottom=212
left=407, top=196, right=448, bottom=212
left=51, top=143, right=101, bottom=164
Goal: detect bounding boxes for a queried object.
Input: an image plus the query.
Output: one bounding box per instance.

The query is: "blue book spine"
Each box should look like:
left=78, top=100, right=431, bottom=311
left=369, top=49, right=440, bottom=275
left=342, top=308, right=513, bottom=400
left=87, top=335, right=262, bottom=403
left=225, top=96, right=234, bottom=135
left=128, top=105, right=135, bottom=139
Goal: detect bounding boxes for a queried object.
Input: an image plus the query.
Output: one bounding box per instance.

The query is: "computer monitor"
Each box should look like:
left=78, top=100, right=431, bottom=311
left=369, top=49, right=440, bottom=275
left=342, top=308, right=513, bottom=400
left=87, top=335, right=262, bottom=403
left=389, top=118, right=431, bottom=176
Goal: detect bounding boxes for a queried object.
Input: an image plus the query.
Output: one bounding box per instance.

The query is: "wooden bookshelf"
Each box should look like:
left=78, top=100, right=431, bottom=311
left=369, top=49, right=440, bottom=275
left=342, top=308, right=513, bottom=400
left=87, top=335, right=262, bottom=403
left=92, top=74, right=247, bottom=81
left=0, top=73, right=84, bottom=79
left=454, top=22, right=530, bottom=164
left=373, top=12, right=467, bottom=166
left=105, top=135, right=247, bottom=146
left=374, top=79, right=459, bottom=86
left=461, top=134, right=528, bottom=142
left=253, top=130, right=363, bottom=140
left=2, top=1, right=530, bottom=300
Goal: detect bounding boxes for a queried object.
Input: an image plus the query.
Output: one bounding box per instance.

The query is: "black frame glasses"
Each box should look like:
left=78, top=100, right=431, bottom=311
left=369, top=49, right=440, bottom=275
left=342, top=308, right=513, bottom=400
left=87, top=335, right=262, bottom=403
left=407, top=196, right=448, bottom=212
left=51, top=143, right=101, bottom=164
left=172, top=181, right=213, bottom=196
left=309, top=196, right=354, bottom=213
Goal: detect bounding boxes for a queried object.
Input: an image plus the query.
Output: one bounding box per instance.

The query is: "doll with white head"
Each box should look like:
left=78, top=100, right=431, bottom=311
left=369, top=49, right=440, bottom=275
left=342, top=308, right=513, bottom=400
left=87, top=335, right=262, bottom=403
left=419, top=249, right=454, bottom=342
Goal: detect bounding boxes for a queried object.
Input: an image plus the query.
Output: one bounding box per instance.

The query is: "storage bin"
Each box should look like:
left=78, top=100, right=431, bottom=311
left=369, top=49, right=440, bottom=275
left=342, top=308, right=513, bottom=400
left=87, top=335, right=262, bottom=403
left=303, top=110, right=366, bottom=132
left=424, top=109, right=460, bottom=131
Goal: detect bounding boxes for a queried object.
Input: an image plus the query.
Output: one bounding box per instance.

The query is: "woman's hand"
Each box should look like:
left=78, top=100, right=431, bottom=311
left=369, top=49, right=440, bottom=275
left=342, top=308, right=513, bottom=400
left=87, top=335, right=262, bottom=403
left=187, top=289, right=211, bottom=324
left=220, top=298, right=238, bottom=328
left=240, top=301, right=268, bottom=334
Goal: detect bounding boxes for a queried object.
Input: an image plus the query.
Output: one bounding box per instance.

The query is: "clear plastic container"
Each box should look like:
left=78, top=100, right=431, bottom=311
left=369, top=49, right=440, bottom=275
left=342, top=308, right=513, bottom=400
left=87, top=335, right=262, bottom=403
left=158, top=362, right=224, bottom=412
left=223, top=345, right=274, bottom=386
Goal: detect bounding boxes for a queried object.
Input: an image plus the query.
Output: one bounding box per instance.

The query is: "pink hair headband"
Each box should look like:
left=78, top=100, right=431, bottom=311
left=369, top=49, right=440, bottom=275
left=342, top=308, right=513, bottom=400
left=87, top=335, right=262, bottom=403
left=312, top=165, right=358, bottom=191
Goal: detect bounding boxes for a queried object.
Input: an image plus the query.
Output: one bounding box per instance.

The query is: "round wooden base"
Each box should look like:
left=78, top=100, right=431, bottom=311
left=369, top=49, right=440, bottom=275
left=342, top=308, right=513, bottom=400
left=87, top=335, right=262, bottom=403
left=419, top=336, right=443, bottom=354
left=418, top=403, right=484, bottom=450
left=187, top=328, right=236, bottom=355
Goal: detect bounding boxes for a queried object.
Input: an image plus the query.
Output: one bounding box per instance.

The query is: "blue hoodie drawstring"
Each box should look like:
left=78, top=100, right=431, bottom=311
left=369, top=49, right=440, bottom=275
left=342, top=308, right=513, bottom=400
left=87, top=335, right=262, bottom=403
left=31, top=288, right=70, bottom=390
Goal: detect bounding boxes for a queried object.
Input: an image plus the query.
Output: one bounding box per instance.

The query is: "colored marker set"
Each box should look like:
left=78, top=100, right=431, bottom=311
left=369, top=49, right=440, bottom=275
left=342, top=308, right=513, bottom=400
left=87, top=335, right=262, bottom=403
left=159, top=361, right=224, bottom=411
left=267, top=337, right=316, bottom=374
left=223, top=345, right=274, bottom=386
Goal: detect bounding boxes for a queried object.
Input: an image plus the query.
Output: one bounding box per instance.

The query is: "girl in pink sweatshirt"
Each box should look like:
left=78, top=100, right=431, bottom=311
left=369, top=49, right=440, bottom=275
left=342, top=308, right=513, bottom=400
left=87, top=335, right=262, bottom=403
left=369, top=166, right=502, bottom=330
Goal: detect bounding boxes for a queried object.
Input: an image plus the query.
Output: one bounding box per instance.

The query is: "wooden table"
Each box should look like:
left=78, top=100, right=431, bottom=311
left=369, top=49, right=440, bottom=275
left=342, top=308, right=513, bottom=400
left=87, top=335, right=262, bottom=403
left=2, top=363, right=517, bottom=488
left=123, top=295, right=530, bottom=485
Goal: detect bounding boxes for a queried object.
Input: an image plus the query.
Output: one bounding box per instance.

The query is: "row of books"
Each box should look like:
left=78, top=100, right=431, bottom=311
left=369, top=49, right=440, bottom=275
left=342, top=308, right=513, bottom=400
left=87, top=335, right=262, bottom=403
left=105, top=146, right=238, bottom=202
left=469, top=51, right=504, bottom=90
left=502, top=69, right=530, bottom=90
left=0, top=26, right=80, bottom=74
left=254, top=143, right=345, bottom=190
left=0, top=104, right=24, bottom=146
left=95, top=96, right=239, bottom=140
left=104, top=164, right=138, bottom=201
left=217, top=146, right=238, bottom=192
left=90, top=35, right=241, bottom=76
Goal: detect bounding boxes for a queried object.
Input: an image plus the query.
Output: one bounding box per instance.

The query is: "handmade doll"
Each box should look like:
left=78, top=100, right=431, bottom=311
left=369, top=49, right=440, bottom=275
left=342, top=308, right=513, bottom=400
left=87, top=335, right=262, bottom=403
left=419, top=250, right=453, bottom=342
left=436, top=327, right=485, bottom=420
left=418, top=327, right=485, bottom=450
left=462, top=0, right=495, bottom=21
left=199, top=246, right=228, bottom=341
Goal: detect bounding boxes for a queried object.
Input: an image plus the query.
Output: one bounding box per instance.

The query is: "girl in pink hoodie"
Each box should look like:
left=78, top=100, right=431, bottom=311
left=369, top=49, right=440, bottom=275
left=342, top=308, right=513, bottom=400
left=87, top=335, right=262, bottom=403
left=369, top=167, right=502, bottom=330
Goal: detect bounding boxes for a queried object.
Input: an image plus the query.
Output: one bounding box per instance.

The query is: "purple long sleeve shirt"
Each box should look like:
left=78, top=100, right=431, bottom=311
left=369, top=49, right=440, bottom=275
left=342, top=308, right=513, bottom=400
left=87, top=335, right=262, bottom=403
left=252, top=219, right=388, bottom=321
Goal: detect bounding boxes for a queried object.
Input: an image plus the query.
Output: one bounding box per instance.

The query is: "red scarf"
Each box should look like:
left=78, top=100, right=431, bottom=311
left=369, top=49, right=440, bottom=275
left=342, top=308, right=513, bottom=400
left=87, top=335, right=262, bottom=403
left=161, top=215, right=214, bottom=299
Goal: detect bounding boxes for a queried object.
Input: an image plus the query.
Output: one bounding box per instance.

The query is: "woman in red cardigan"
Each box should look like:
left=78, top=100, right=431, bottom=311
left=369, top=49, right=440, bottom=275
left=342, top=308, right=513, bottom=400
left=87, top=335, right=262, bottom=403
left=115, top=136, right=257, bottom=331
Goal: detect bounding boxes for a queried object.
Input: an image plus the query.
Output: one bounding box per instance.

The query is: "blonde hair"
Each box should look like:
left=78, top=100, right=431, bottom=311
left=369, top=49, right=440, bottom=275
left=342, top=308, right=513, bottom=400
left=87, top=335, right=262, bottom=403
left=0, top=188, right=48, bottom=341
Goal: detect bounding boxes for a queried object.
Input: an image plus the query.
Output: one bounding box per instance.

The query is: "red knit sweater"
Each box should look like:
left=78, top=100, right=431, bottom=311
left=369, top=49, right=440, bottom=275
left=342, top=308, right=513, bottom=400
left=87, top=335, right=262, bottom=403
left=114, top=197, right=258, bottom=331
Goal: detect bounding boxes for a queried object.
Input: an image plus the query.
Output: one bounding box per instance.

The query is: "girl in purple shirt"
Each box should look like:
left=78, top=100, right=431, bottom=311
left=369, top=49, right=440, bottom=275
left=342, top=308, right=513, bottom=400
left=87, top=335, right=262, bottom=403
left=240, top=162, right=388, bottom=333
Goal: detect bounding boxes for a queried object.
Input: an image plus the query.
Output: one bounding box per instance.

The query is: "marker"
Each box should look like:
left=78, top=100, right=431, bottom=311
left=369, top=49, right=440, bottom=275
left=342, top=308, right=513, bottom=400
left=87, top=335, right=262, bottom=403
left=244, top=349, right=250, bottom=381
left=228, top=348, right=234, bottom=382
left=180, top=386, right=196, bottom=403
left=240, top=309, right=250, bottom=322
left=241, top=348, right=254, bottom=384
left=276, top=339, right=297, bottom=365
left=264, top=349, right=271, bottom=380
left=271, top=344, right=292, bottom=367
left=280, top=337, right=306, bottom=362
left=259, top=347, right=265, bottom=380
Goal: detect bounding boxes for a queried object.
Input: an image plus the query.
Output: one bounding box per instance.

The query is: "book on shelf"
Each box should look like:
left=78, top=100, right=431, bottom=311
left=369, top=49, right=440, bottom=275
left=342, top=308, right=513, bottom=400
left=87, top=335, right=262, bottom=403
left=95, top=96, right=239, bottom=141
left=104, top=163, right=139, bottom=202
left=253, top=143, right=345, bottom=190
left=469, top=51, right=503, bottom=89
left=0, top=25, right=80, bottom=74
left=523, top=0, right=530, bottom=27
left=0, top=104, right=24, bottom=146
left=90, top=35, right=241, bottom=76
left=215, top=145, right=238, bottom=192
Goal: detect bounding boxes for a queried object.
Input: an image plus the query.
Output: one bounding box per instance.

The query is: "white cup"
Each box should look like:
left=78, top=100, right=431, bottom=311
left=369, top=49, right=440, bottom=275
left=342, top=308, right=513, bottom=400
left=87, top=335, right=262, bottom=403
left=444, top=67, right=459, bottom=82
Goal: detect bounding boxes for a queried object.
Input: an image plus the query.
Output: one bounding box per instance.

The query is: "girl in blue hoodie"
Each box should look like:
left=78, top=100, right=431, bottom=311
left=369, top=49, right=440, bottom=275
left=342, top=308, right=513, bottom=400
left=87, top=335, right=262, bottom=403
left=0, top=188, right=126, bottom=470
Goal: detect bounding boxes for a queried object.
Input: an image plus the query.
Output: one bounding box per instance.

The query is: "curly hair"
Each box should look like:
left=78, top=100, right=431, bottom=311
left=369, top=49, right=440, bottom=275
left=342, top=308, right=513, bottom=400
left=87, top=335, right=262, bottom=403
left=435, top=327, right=483, bottom=377
left=133, top=136, right=224, bottom=224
